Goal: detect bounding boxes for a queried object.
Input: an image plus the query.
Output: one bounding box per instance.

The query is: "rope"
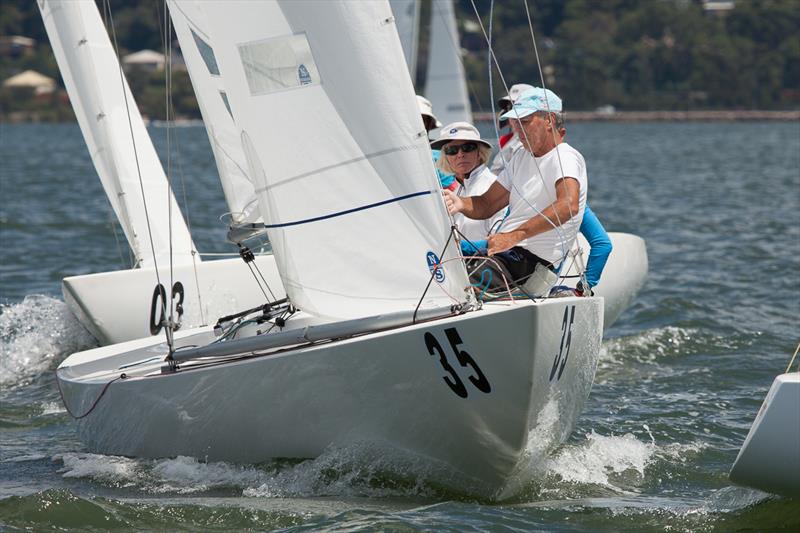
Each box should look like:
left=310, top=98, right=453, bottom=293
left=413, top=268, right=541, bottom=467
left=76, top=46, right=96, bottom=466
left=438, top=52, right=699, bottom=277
left=56, top=371, right=123, bottom=420
left=786, top=342, right=800, bottom=373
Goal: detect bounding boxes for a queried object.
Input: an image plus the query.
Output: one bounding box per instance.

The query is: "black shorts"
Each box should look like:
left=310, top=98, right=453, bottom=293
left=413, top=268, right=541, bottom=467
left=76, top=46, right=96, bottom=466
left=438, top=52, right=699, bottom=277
left=466, top=246, right=552, bottom=293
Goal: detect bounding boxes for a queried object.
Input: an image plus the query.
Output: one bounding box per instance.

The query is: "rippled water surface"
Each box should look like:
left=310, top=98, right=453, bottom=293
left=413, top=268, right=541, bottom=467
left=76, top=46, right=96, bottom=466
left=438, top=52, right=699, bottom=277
left=1, top=121, right=799, bottom=531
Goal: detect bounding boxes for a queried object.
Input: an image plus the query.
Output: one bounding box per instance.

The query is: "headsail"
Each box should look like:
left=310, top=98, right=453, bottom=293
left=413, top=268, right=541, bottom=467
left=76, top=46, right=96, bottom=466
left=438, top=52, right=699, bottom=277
left=38, top=0, right=196, bottom=267
left=425, top=0, right=472, bottom=126
left=171, top=0, right=470, bottom=320
left=389, top=0, right=421, bottom=83
left=168, top=1, right=261, bottom=229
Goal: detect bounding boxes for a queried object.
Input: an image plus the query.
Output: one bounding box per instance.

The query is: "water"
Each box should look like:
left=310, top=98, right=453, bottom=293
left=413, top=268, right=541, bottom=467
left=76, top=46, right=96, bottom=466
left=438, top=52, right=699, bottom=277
left=1, top=121, right=799, bottom=531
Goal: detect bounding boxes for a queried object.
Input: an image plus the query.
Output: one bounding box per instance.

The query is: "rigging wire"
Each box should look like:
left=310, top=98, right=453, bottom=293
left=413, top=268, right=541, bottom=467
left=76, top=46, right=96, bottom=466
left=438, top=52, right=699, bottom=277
left=468, top=0, right=572, bottom=271
left=164, top=0, right=176, bottom=339
left=104, top=0, right=173, bottom=351
left=522, top=0, right=581, bottom=281
left=429, top=0, right=484, bottom=117
left=154, top=0, right=206, bottom=325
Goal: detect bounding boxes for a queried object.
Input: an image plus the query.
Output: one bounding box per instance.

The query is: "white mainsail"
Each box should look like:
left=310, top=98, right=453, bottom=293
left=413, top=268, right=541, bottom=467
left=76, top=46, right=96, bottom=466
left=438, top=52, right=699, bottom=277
left=38, top=0, right=196, bottom=268
left=425, top=0, right=472, bottom=126
left=171, top=0, right=470, bottom=320
left=389, top=0, right=420, bottom=82
left=167, top=1, right=260, bottom=227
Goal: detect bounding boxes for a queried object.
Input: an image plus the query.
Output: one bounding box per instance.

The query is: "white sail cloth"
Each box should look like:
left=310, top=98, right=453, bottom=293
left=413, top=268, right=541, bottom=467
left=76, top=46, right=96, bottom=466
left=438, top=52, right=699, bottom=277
left=389, top=0, right=421, bottom=81
left=168, top=1, right=260, bottom=226
left=38, top=0, right=196, bottom=267
left=425, top=0, right=472, bottom=126
left=170, top=0, right=470, bottom=320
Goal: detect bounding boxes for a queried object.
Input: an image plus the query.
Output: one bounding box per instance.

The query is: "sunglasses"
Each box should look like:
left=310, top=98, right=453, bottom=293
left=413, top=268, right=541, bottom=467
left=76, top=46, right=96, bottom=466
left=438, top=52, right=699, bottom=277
left=444, top=142, right=478, bottom=156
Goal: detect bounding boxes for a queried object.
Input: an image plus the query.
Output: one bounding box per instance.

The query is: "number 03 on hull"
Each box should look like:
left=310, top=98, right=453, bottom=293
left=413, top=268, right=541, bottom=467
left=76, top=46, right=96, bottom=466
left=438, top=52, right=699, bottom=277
left=56, top=297, right=602, bottom=497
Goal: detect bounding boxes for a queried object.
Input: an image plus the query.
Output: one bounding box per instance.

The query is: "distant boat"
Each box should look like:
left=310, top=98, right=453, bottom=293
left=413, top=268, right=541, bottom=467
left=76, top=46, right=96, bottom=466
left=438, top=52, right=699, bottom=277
left=56, top=0, right=605, bottom=498
left=39, top=0, right=281, bottom=345
left=730, top=369, right=800, bottom=497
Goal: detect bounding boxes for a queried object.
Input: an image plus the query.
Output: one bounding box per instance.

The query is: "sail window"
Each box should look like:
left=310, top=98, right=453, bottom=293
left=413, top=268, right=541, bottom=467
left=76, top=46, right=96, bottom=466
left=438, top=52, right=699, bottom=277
left=220, top=91, right=233, bottom=117
left=238, top=33, right=320, bottom=96
left=191, top=28, right=219, bottom=76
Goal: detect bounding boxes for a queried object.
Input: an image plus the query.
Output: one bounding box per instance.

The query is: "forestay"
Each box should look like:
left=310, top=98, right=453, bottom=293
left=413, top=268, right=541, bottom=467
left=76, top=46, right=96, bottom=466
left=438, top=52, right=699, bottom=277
left=172, top=0, right=470, bottom=320
left=168, top=1, right=260, bottom=227
left=425, top=0, right=472, bottom=126
left=388, top=0, right=420, bottom=82
left=38, top=0, right=196, bottom=267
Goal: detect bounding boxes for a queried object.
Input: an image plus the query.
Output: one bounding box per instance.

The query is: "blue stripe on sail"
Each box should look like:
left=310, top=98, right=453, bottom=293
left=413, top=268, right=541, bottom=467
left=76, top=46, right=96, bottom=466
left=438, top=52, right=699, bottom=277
left=263, top=190, right=432, bottom=229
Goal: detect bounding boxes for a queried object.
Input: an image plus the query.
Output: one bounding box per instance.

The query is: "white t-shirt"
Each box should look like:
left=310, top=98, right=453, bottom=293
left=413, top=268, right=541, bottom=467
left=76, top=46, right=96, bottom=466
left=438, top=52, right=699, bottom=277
left=489, top=134, right=522, bottom=174
left=495, top=142, right=587, bottom=264
left=453, top=164, right=505, bottom=242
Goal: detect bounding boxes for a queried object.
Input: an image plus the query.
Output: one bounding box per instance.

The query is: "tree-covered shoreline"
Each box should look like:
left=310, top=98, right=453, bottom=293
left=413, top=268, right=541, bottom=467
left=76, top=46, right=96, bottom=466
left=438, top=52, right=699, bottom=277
left=1, top=0, right=797, bottom=122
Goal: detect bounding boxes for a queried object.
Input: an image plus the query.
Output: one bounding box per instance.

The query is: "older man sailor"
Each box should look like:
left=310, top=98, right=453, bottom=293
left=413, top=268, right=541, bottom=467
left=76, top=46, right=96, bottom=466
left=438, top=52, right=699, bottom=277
left=443, top=88, right=587, bottom=295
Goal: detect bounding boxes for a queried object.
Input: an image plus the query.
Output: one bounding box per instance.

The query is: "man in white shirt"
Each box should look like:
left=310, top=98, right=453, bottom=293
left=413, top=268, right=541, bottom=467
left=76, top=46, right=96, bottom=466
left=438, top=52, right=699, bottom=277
left=443, top=87, right=587, bottom=292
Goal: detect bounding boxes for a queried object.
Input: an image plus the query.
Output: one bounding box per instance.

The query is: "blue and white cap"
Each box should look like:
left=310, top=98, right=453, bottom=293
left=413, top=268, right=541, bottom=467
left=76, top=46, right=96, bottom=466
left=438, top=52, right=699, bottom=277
left=499, top=87, right=562, bottom=120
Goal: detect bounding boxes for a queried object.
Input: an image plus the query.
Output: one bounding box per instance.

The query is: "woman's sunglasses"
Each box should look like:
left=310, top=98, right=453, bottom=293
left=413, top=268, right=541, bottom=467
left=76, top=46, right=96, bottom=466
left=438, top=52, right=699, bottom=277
left=444, top=142, right=478, bottom=156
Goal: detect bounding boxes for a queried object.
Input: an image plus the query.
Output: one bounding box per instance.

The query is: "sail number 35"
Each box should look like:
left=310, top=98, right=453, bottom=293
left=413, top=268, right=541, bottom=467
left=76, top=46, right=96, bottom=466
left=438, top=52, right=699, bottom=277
left=424, top=327, right=491, bottom=398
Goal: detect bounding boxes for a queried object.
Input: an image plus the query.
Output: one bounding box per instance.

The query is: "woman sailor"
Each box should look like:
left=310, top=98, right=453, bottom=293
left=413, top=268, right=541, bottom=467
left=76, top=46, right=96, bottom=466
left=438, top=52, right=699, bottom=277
left=431, top=122, right=506, bottom=256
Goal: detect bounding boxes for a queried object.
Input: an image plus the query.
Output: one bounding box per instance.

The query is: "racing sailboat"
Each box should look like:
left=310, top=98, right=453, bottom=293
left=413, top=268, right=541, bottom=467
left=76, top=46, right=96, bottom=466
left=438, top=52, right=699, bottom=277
left=56, top=0, right=604, bottom=497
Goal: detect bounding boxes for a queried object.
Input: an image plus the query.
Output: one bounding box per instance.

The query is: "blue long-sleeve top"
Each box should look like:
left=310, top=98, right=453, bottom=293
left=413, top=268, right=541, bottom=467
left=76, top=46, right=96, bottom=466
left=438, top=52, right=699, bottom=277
left=580, top=205, right=612, bottom=288
left=432, top=149, right=456, bottom=189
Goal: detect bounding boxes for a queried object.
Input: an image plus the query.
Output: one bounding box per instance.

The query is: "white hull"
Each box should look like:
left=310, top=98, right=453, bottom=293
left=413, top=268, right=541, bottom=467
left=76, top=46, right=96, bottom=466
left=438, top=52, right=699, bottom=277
left=57, top=297, right=603, bottom=497
left=62, top=255, right=283, bottom=345
left=563, top=232, right=648, bottom=329
left=730, top=373, right=800, bottom=497
left=65, top=232, right=645, bottom=345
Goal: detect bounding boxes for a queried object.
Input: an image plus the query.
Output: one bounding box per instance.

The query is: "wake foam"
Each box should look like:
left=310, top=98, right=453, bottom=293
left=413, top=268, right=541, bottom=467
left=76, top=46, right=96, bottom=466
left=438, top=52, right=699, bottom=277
left=0, top=295, right=97, bottom=387
left=55, top=444, right=442, bottom=499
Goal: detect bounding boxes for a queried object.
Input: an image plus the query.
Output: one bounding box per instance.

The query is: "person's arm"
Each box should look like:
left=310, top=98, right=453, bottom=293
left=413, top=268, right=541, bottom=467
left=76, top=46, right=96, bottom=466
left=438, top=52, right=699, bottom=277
left=443, top=180, right=509, bottom=220
left=487, top=177, right=580, bottom=255
left=579, top=205, right=612, bottom=288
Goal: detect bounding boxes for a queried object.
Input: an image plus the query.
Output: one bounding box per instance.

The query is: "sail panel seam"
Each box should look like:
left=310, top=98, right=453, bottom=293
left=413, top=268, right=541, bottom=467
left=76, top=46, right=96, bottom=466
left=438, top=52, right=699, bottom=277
left=254, top=144, right=421, bottom=194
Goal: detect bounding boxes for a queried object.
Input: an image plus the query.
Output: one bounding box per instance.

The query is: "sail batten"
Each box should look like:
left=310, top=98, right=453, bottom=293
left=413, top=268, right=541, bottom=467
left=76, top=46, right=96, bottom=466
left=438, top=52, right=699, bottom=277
left=172, top=0, right=470, bottom=319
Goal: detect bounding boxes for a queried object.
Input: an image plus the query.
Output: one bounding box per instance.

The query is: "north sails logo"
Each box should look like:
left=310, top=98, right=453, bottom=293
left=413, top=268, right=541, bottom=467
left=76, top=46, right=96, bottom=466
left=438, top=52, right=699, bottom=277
left=426, top=251, right=445, bottom=283
left=298, top=64, right=312, bottom=85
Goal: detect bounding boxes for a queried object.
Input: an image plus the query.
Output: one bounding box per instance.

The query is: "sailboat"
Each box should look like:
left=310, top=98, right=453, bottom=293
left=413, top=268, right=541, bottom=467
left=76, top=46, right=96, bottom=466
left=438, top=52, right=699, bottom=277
left=55, top=0, right=604, bottom=497
left=730, top=362, right=800, bottom=497
left=389, top=0, right=421, bottom=81
left=38, top=0, right=283, bottom=345
left=425, top=0, right=472, bottom=126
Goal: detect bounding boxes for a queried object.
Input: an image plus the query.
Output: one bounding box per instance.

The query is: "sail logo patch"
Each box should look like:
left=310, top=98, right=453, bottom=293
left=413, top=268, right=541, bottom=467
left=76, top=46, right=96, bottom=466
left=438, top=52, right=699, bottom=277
left=298, top=64, right=312, bottom=85
left=426, top=251, right=445, bottom=283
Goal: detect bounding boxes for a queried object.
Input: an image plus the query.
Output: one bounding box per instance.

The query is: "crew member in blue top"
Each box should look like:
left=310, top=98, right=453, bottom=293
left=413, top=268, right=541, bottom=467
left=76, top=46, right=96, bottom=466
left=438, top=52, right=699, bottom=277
left=417, top=95, right=457, bottom=191
left=577, top=205, right=612, bottom=294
